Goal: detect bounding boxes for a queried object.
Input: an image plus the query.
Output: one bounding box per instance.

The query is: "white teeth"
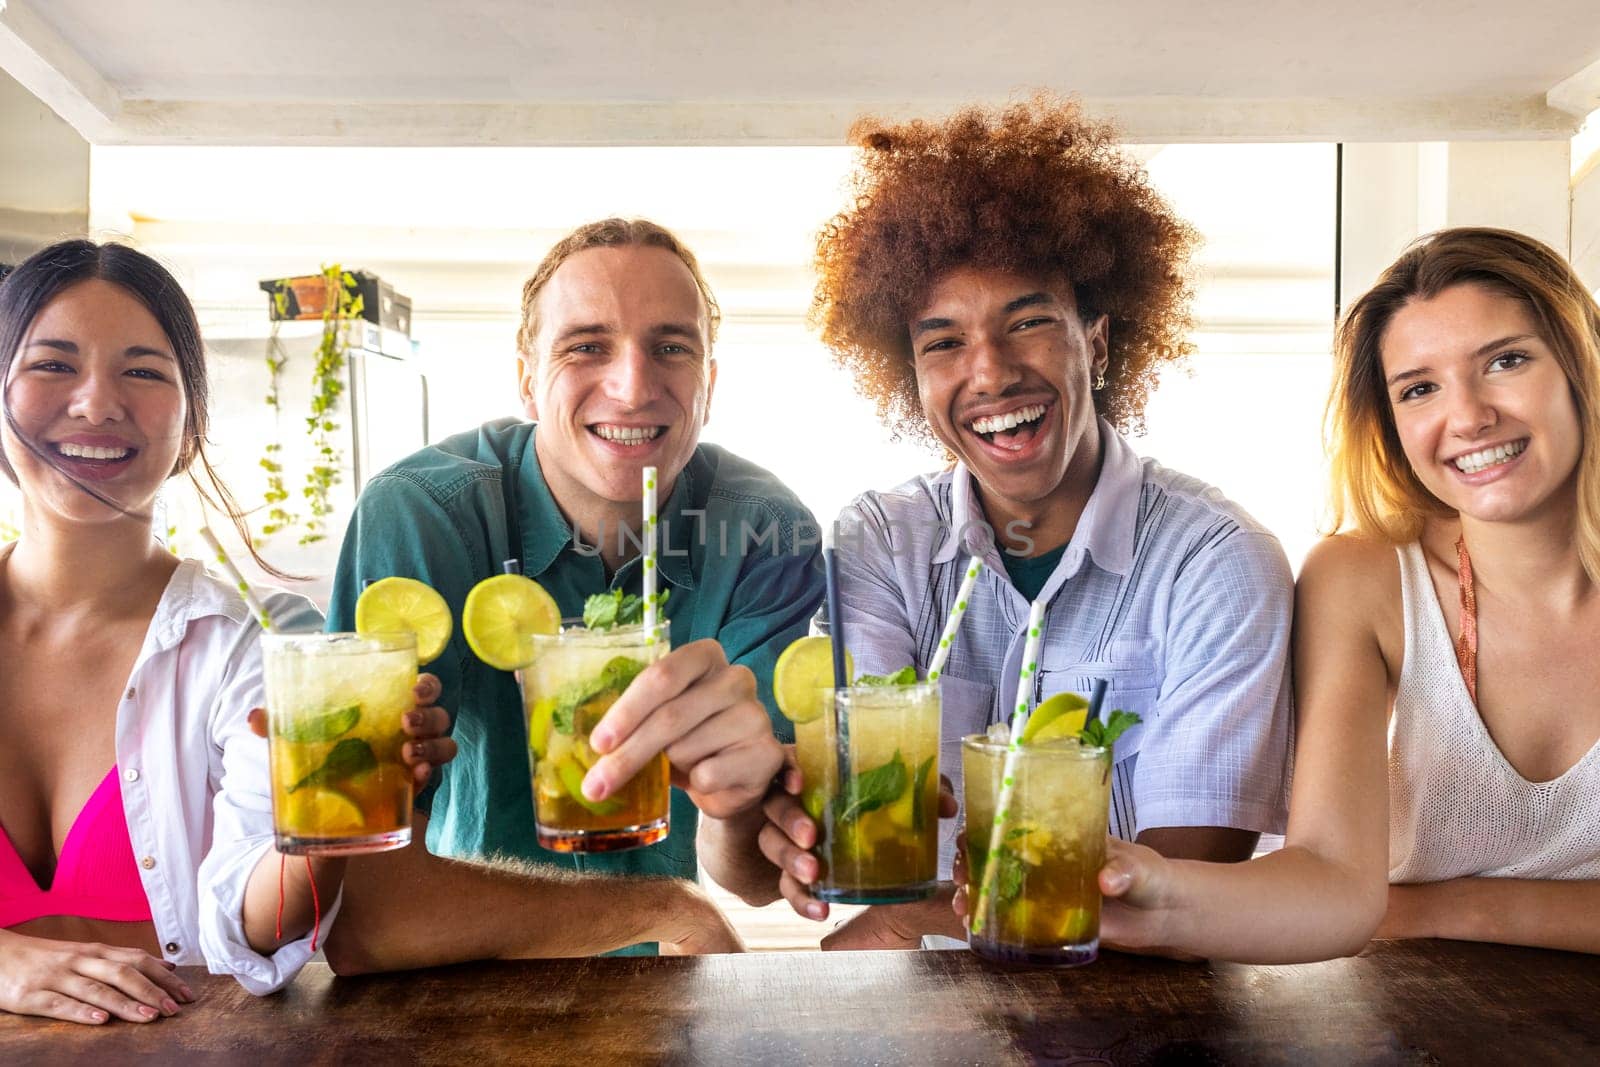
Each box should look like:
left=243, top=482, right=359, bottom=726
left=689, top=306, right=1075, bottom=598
left=968, top=404, right=1047, bottom=436
left=593, top=425, right=662, bottom=444
left=56, top=442, right=131, bottom=461
left=1452, top=440, right=1527, bottom=474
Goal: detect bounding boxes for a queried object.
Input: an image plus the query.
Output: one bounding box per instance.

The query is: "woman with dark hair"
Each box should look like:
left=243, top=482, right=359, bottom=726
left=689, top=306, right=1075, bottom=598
left=0, top=239, right=452, bottom=1024
left=1095, top=227, right=1600, bottom=960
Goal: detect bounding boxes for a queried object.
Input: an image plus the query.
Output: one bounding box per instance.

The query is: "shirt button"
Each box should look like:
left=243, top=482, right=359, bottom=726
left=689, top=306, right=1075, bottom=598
left=141, top=856, right=156, bottom=870
left=165, top=942, right=179, bottom=955
left=124, top=768, right=140, bottom=783
left=125, top=687, right=136, bottom=701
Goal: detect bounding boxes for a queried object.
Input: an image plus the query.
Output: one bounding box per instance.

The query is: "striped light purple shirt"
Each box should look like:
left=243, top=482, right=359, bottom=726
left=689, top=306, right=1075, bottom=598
left=824, top=420, right=1294, bottom=872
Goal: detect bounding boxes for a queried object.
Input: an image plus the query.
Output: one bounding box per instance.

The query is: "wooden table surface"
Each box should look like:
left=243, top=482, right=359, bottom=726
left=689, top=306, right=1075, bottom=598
left=3, top=940, right=1597, bottom=1065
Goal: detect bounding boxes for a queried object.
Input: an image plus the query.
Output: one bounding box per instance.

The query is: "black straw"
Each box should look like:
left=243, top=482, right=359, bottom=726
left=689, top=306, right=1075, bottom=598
left=822, top=546, right=847, bottom=689
left=1086, top=678, right=1109, bottom=723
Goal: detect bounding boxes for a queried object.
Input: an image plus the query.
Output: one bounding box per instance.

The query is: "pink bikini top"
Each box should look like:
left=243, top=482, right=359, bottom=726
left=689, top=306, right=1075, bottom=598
left=0, top=768, right=153, bottom=928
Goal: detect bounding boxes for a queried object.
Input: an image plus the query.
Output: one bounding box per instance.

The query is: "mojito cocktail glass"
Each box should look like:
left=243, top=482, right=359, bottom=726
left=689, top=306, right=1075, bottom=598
left=263, top=632, right=417, bottom=855
left=522, top=621, right=670, bottom=852
left=962, top=733, right=1111, bottom=966
left=795, top=683, right=941, bottom=903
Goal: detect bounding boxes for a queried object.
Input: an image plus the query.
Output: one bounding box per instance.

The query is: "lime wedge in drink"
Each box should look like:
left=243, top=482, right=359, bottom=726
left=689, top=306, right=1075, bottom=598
left=355, top=576, right=454, bottom=664
left=1021, top=691, right=1089, bottom=745
left=462, top=574, right=560, bottom=671
left=284, top=786, right=366, bottom=834
left=774, top=636, right=852, bottom=724
left=556, top=756, right=624, bottom=816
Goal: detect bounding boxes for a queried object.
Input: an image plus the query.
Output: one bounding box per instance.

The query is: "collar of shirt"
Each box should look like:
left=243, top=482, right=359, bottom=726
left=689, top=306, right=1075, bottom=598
left=517, top=426, right=700, bottom=593
left=934, top=417, right=1143, bottom=582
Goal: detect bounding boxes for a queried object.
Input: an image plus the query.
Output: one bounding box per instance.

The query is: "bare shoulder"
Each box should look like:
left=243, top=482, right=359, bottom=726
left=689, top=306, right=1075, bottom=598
left=1298, top=533, right=1399, bottom=607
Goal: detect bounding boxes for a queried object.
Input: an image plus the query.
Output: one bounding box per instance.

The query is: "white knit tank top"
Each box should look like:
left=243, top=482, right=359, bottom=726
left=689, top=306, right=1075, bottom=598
left=1389, top=541, right=1600, bottom=883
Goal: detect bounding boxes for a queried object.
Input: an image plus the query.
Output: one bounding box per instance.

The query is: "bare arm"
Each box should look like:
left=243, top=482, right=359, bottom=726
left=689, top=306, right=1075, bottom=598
left=1378, top=879, right=1600, bottom=954
left=1098, top=536, right=1394, bottom=963
left=699, top=804, right=782, bottom=906
left=318, top=811, right=740, bottom=974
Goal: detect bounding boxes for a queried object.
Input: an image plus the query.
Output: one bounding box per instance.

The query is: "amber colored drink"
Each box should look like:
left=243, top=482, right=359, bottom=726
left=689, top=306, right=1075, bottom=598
left=962, top=733, right=1111, bottom=966
left=522, top=622, right=670, bottom=852
left=795, top=683, right=941, bottom=903
left=263, top=633, right=417, bottom=856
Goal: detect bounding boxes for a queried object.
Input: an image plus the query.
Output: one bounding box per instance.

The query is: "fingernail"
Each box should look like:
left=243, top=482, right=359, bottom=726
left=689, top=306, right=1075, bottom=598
left=806, top=903, right=826, bottom=920
left=163, top=998, right=180, bottom=1015
left=140, top=1005, right=159, bottom=1019
left=590, top=728, right=611, bottom=752
left=582, top=772, right=607, bottom=801
left=1104, top=867, right=1131, bottom=894
left=405, top=711, right=423, bottom=728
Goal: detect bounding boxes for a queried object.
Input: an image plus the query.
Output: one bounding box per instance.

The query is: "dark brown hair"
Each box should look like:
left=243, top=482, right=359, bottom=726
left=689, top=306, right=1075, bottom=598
left=0, top=239, right=287, bottom=576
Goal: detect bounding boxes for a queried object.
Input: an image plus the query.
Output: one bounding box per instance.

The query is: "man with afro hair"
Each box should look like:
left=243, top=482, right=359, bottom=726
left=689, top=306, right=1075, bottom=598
left=732, top=97, right=1296, bottom=950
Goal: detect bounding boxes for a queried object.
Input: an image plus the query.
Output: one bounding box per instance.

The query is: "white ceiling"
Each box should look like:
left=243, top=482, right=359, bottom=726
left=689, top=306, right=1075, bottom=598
left=3, top=0, right=1599, bottom=145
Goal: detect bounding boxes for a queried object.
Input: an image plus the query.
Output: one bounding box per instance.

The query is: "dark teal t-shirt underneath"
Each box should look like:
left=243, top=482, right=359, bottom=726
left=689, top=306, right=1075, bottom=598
left=1002, top=544, right=1068, bottom=601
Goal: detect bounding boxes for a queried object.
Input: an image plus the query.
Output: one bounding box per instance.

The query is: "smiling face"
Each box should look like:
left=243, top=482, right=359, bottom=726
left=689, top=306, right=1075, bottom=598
left=1, top=278, right=187, bottom=527
left=518, top=245, right=716, bottom=529
left=1381, top=282, right=1583, bottom=526
left=910, top=266, right=1107, bottom=545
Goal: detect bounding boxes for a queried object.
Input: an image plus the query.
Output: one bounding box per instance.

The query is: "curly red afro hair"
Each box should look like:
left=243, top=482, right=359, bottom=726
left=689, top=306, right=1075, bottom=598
left=811, top=94, right=1199, bottom=448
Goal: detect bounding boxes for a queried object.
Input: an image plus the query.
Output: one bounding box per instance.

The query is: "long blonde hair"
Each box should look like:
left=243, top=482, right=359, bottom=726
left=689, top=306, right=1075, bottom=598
left=1326, top=227, right=1600, bottom=580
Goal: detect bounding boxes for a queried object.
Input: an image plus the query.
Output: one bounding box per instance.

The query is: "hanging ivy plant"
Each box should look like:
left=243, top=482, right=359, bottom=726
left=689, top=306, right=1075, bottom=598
left=259, top=292, right=297, bottom=539
left=254, top=264, right=363, bottom=546
left=300, top=265, right=363, bottom=545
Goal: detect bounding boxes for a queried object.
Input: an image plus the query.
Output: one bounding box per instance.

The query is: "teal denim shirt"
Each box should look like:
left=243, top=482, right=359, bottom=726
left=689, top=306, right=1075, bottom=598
left=327, top=419, right=822, bottom=948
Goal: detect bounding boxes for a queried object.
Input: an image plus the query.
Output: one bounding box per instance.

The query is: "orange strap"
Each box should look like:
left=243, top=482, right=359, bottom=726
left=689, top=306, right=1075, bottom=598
left=275, top=853, right=322, bottom=953
left=1455, top=536, right=1479, bottom=704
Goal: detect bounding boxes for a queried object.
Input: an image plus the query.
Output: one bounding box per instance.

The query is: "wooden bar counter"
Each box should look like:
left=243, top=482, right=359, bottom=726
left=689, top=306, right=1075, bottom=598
left=2, top=940, right=1597, bottom=1064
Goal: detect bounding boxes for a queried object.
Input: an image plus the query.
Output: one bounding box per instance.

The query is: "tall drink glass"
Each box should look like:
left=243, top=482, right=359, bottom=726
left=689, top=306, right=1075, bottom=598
left=263, top=632, right=418, bottom=855
left=795, top=683, right=941, bottom=903
left=521, top=621, right=671, bottom=852
left=962, top=733, right=1111, bottom=965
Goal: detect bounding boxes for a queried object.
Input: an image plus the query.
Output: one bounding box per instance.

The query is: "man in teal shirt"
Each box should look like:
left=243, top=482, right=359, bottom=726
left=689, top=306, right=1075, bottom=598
left=318, top=218, right=823, bottom=969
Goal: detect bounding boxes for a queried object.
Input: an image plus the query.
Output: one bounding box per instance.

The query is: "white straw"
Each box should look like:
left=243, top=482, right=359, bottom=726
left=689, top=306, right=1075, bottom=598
left=199, top=526, right=274, bottom=632
left=970, top=597, right=1047, bottom=935
left=926, top=555, right=983, bottom=682
left=641, top=466, right=658, bottom=644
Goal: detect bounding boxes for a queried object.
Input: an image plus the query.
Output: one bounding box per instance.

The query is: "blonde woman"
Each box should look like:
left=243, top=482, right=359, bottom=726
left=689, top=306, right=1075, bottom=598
left=971, top=228, right=1600, bottom=961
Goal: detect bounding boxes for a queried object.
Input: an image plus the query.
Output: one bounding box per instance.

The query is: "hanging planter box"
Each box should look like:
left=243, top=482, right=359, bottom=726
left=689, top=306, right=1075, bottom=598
left=259, top=269, right=412, bottom=337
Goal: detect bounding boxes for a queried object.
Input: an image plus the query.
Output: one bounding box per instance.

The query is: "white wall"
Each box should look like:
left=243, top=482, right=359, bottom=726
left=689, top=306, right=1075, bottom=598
left=0, top=66, right=88, bottom=263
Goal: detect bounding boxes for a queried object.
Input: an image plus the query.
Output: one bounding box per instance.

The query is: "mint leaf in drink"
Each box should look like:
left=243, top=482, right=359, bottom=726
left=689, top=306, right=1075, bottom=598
left=910, top=754, right=936, bottom=832
left=583, top=589, right=670, bottom=631
left=837, top=750, right=909, bottom=823
left=550, top=656, right=648, bottom=735
left=854, top=666, right=918, bottom=687
left=278, top=704, right=360, bottom=744
left=1079, top=709, right=1142, bottom=751
left=289, top=737, right=376, bottom=792
left=996, top=846, right=1026, bottom=904
left=599, top=655, right=647, bottom=692
left=583, top=590, right=624, bottom=630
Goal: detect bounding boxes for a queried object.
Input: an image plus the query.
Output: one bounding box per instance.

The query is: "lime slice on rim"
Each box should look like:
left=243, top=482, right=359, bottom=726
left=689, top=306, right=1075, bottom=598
left=356, top=576, right=453, bottom=664
left=284, top=787, right=366, bottom=834
left=461, top=573, right=559, bottom=671
left=1021, top=691, right=1089, bottom=745
left=773, top=636, right=853, bottom=724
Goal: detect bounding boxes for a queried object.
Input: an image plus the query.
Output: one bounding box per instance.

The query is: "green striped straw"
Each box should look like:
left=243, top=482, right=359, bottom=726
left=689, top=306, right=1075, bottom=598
left=641, top=466, right=659, bottom=644
left=970, top=597, right=1047, bottom=935
left=199, top=526, right=274, bottom=632
left=926, top=555, right=983, bottom=682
